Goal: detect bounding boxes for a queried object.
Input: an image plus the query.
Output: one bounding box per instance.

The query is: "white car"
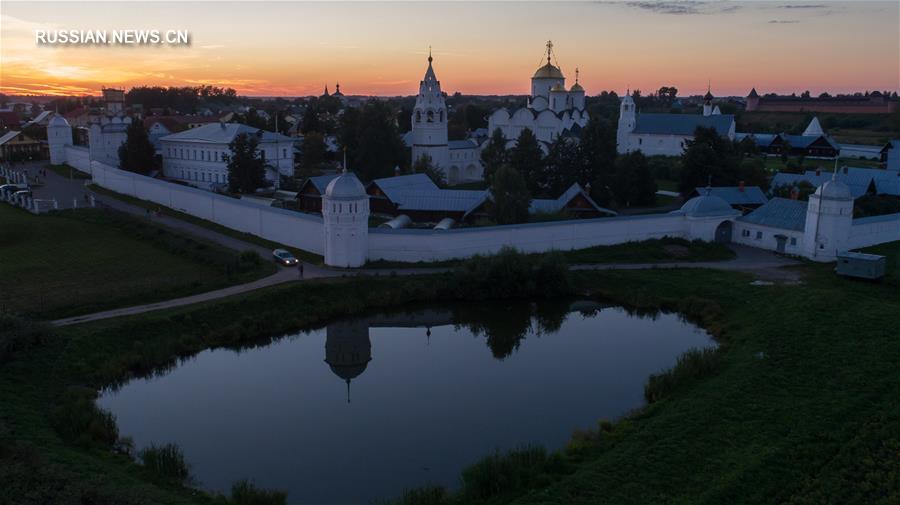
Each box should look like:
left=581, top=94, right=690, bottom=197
left=272, top=248, right=299, bottom=266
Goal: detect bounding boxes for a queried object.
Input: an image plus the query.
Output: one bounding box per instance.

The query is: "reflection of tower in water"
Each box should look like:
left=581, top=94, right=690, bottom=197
left=324, top=319, right=372, bottom=403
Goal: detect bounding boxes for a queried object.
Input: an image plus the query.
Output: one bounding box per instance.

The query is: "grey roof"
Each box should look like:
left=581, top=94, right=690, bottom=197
left=770, top=167, right=897, bottom=198
left=736, top=132, right=780, bottom=147
left=781, top=134, right=840, bottom=150
left=694, top=186, right=768, bottom=206
left=448, top=139, right=478, bottom=150
left=679, top=194, right=736, bottom=217
left=0, top=130, right=21, bottom=147
left=530, top=183, right=615, bottom=215
left=395, top=189, right=488, bottom=214
left=325, top=172, right=367, bottom=200
left=160, top=122, right=292, bottom=144
left=370, top=173, right=437, bottom=201
left=737, top=197, right=808, bottom=231
left=307, top=174, right=339, bottom=194
left=633, top=113, right=734, bottom=136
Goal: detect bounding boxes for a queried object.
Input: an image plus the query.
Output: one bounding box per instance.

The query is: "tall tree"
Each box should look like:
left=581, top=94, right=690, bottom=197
left=489, top=165, right=531, bottom=225
left=508, top=128, right=544, bottom=193
left=413, top=153, right=446, bottom=187
left=678, top=126, right=741, bottom=195
left=348, top=100, right=407, bottom=181
left=118, top=120, right=157, bottom=175
left=300, top=131, right=327, bottom=171
left=224, top=133, right=266, bottom=193
left=301, top=101, right=322, bottom=134
left=580, top=117, right=618, bottom=204
left=480, top=128, right=508, bottom=182
left=612, top=151, right=657, bottom=207
left=539, top=136, right=581, bottom=197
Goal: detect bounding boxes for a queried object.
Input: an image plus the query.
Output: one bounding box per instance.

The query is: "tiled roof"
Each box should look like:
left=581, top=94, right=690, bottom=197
left=632, top=113, right=734, bottom=136
left=529, top=183, right=615, bottom=215
left=737, top=197, right=808, bottom=231
left=395, top=189, right=488, bottom=213
left=694, top=186, right=768, bottom=206
left=307, top=174, right=339, bottom=194
left=781, top=134, right=840, bottom=150
left=448, top=139, right=478, bottom=150
left=771, top=167, right=900, bottom=198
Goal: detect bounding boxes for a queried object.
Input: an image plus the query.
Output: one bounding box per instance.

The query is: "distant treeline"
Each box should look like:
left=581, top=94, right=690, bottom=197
left=124, top=85, right=238, bottom=113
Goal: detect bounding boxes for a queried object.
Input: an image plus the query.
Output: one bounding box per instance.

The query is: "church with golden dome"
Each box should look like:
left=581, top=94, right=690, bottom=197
left=487, top=41, right=588, bottom=149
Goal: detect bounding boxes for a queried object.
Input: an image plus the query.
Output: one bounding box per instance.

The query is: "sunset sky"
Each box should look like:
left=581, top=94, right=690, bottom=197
left=1, top=1, right=898, bottom=98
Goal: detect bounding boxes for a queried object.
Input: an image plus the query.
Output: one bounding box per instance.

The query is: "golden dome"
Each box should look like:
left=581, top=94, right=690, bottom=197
left=570, top=82, right=584, bottom=92
left=532, top=63, right=565, bottom=80
left=550, top=83, right=566, bottom=92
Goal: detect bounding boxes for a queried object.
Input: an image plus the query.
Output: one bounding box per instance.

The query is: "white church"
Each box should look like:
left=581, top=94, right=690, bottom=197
left=487, top=41, right=588, bottom=147
left=409, top=50, right=484, bottom=185
left=617, top=89, right=736, bottom=156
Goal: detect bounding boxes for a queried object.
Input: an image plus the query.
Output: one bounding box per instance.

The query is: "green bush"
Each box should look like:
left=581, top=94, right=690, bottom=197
left=459, top=445, right=566, bottom=500
left=228, top=479, right=288, bottom=505
left=0, top=311, right=52, bottom=362
left=454, top=247, right=572, bottom=300
left=139, top=443, right=191, bottom=484
left=49, top=386, right=118, bottom=449
left=644, top=347, right=721, bottom=403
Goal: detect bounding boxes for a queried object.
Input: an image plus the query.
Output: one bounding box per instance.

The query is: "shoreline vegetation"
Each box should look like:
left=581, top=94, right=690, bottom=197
left=2, top=237, right=898, bottom=503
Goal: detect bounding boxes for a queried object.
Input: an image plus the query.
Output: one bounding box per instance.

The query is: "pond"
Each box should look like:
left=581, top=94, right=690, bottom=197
left=98, top=300, right=714, bottom=504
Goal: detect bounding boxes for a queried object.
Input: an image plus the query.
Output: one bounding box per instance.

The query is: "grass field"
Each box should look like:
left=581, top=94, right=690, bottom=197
left=0, top=205, right=275, bottom=319
left=88, top=184, right=324, bottom=264
left=737, top=111, right=899, bottom=145
left=1, top=242, right=897, bottom=504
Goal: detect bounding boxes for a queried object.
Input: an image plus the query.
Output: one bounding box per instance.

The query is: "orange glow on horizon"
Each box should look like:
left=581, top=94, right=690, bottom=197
left=2, top=1, right=898, bottom=98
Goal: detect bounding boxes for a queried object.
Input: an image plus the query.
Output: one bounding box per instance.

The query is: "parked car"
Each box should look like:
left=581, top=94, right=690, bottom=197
left=0, top=184, right=28, bottom=196
left=272, top=248, right=299, bottom=266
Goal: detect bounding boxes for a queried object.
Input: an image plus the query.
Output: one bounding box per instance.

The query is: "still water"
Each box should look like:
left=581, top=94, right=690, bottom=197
left=98, top=300, right=714, bottom=504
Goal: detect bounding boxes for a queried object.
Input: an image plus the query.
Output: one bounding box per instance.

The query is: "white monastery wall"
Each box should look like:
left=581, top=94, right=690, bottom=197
left=368, top=213, right=689, bottom=262
left=63, top=146, right=91, bottom=173
left=847, top=214, right=900, bottom=250
left=88, top=161, right=324, bottom=255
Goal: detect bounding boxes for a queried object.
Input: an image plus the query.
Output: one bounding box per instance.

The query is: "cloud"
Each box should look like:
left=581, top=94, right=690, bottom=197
left=769, top=19, right=801, bottom=23
left=778, top=4, right=827, bottom=9
left=620, top=1, right=741, bottom=15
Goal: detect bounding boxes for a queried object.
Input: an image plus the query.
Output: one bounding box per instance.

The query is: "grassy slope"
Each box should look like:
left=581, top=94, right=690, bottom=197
left=88, top=184, right=324, bottom=265
left=513, top=245, right=900, bottom=505
left=1, top=244, right=898, bottom=504
left=0, top=205, right=275, bottom=319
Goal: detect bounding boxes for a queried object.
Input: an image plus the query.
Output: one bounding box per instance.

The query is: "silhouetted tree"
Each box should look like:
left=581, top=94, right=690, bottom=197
left=678, top=126, right=741, bottom=195
left=225, top=133, right=266, bottom=193
left=508, top=128, right=544, bottom=193
left=300, top=132, right=327, bottom=171
left=118, top=120, right=157, bottom=175
left=480, top=128, right=508, bottom=182
left=413, top=153, right=446, bottom=187
left=539, top=136, right=581, bottom=197
left=489, top=165, right=531, bottom=224
left=612, top=151, right=657, bottom=207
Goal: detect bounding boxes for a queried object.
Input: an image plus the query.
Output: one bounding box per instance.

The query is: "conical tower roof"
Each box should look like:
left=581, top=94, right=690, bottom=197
left=803, top=117, right=825, bottom=137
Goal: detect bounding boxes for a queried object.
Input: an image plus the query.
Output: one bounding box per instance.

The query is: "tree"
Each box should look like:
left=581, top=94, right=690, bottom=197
left=489, top=165, right=531, bottom=225
left=117, top=120, right=157, bottom=175
left=508, top=128, right=544, bottom=193
left=480, top=128, right=508, bottom=182
left=301, top=101, right=322, bottom=134
left=678, top=126, right=741, bottom=195
left=780, top=139, right=792, bottom=163
left=240, top=109, right=268, bottom=130
left=224, top=133, right=266, bottom=193
left=539, top=136, right=581, bottom=197
left=347, top=100, right=407, bottom=181
left=739, top=157, right=770, bottom=192
left=413, top=153, right=446, bottom=187
left=612, top=151, right=657, bottom=207
left=300, top=132, right=327, bottom=171
left=579, top=117, right=618, bottom=204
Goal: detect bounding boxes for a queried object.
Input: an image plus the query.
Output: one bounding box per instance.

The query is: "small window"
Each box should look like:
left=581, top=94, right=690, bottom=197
left=283, top=148, right=287, bottom=158
left=741, top=230, right=750, bottom=237
left=756, top=231, right=763, bottom=240
left=790, top=237, right=797, bottom=246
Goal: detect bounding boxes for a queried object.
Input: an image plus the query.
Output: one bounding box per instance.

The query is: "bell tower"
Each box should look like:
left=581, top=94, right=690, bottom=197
left=411, top=48, right=449, bottom=175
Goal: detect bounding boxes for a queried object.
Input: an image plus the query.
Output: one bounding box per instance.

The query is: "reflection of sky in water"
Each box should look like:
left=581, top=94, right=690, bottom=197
left=98, top=302, right=713, bottom=504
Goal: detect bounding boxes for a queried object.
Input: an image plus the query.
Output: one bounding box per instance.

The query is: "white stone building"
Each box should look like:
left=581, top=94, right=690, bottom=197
left=322, top=170, right=369, bottom=268
left=487, top=41, right=588, bottom=146
left=88, top=116, right=131, bottom=167
left=160, top=122, right=295, bottom=190
left=47, top=114, right=73, bottom=165
left=617, top=90, right=736, bottom=156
